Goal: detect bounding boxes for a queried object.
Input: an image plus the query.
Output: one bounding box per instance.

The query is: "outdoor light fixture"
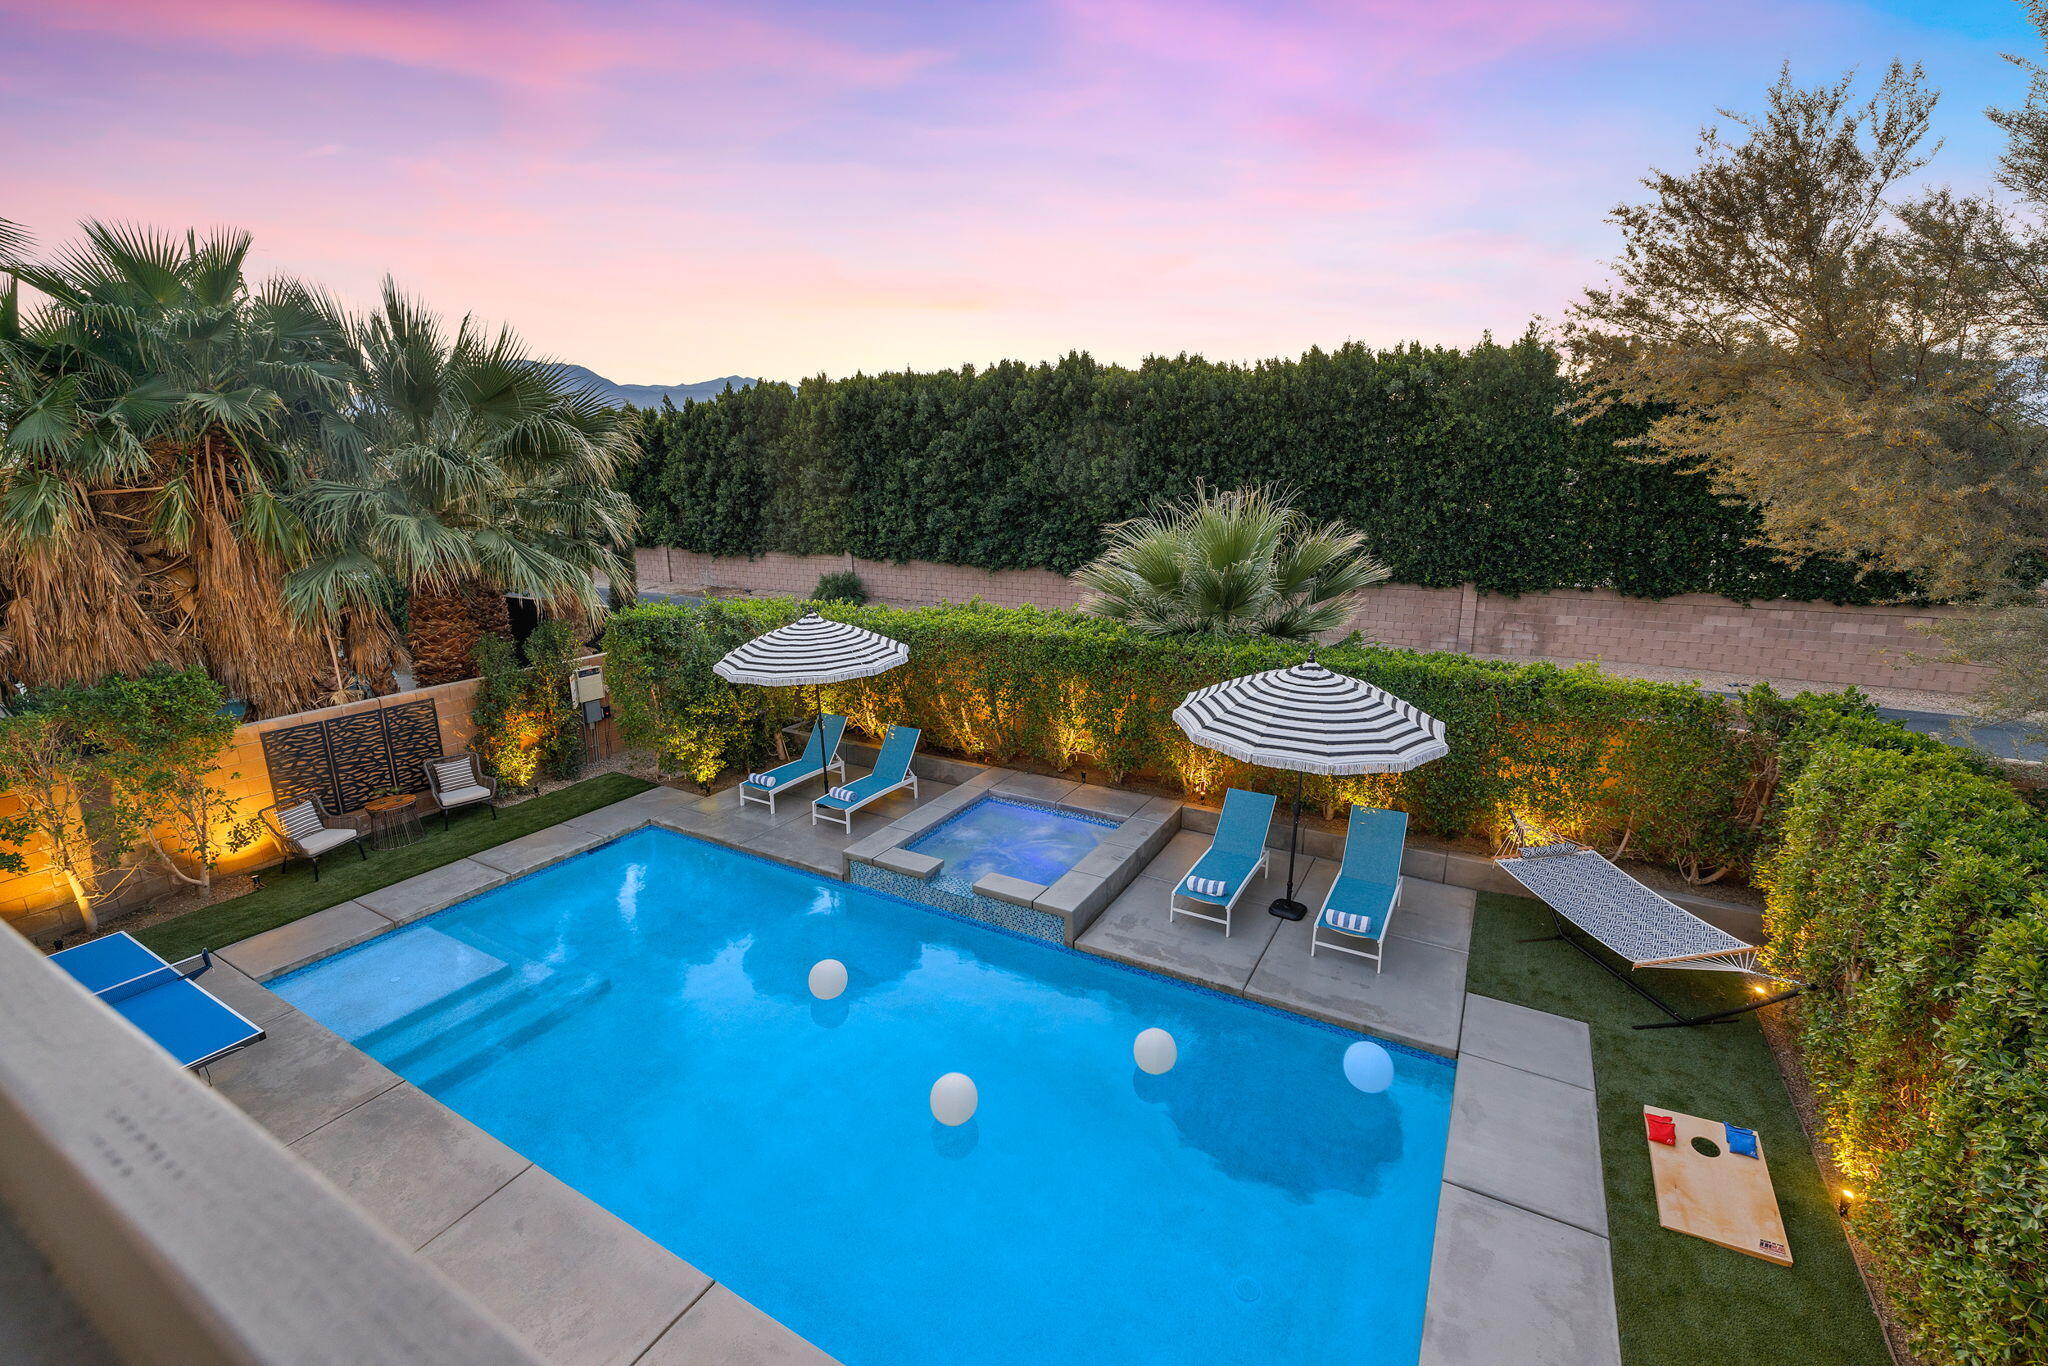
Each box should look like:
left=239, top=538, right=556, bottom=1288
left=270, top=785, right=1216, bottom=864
left=1838, top=1188, right=1858, bottom=1217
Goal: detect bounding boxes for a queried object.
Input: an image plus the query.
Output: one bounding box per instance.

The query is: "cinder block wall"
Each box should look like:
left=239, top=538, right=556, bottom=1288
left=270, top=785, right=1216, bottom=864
left=636, top=549, right=1988, bottom=695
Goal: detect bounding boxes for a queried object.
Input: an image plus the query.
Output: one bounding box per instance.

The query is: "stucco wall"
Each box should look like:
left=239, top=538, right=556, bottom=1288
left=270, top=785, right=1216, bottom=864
left=636, top=548, right=1988, bottom=696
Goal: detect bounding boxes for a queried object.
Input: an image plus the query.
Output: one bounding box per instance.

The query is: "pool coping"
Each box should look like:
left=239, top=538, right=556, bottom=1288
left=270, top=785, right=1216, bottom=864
left=209, top=779, right=1620, bottom=1366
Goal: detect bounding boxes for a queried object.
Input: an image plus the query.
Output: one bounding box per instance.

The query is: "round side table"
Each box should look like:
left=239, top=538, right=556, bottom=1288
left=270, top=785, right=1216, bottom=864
left=364, top=793, right=424, bottom=851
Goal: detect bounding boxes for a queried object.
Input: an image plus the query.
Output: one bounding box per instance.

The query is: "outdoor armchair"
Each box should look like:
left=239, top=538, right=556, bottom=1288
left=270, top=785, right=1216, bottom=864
left=259, top=795, right=365, bottom=882
left=423, top=752, right=499, bottom=829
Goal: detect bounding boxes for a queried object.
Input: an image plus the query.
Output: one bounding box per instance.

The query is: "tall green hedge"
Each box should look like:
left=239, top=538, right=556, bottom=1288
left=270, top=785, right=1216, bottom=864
left=604, top=597, right=1770, bottom=871
left=625, top=335, right=1914, bottom=603
left=1762, top=741, right=2048, bottom=1366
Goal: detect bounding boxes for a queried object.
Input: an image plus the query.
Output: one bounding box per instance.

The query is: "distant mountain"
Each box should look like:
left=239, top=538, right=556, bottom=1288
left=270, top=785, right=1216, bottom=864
left=548, top=364, right=758, bottom=408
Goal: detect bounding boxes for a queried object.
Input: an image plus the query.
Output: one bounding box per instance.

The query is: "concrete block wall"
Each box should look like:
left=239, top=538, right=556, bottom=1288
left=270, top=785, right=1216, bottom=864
left=637, top=550, right=1990, bottom=695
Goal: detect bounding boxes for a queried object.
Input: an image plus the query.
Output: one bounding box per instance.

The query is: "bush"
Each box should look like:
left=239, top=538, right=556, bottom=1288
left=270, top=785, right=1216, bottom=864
left=1760, top=740, right=2048, bottom=1365
left=600, top=602, right=769, bottom=786
left=631, top=597, right=1768, bottom=871
left=469, top=621, right=583, bottom=791
left=629, top=335, right=1913, bottom=604
left=812, top=570, right=867, bottom=605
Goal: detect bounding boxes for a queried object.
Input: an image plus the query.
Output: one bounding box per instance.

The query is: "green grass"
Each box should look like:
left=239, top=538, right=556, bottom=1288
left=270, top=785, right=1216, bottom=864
left=136, top=773, right=656, bottom=963
left=1467, top=892, right=1891, bottom=1366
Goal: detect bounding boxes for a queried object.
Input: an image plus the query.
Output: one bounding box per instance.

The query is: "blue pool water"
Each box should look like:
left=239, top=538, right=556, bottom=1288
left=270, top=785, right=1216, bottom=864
left=273, top=828, right=1454, bottom=1366
left=906, top=795, right=1116, bottom=891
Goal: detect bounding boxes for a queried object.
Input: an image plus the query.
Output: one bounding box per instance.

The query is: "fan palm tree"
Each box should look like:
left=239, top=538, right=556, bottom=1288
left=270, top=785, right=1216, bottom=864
left=0, top=222, right=357, bottom=714
left=1075, top=485, right=1389, bottom=639
left=286, top=281, right=637, bottom=686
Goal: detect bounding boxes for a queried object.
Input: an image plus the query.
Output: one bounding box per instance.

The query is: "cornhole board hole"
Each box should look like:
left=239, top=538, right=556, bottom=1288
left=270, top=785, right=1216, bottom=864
left=1644, top=1105, right=1793, bottom=1266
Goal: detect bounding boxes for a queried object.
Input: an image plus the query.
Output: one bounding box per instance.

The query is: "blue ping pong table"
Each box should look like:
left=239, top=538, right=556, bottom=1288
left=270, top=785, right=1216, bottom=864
left=49, top=932, right=265, bottom=1071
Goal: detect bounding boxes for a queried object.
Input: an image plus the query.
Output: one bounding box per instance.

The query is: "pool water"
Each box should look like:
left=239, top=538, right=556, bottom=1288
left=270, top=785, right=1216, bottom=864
left=905, top=795, right=1116, bottom=892
left=272, top=828, right=1454, bottom=1366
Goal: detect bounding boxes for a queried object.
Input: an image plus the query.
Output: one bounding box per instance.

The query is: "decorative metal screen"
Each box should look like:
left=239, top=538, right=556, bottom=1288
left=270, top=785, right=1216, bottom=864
left=260, top=698, right=442, bottom=815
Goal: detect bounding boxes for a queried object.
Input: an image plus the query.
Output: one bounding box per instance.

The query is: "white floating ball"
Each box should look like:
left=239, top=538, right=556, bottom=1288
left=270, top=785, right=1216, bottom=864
left=1134, top=1027, right=1178, bottom=1075
left=1343, top=1040, right=1395, bottom=1094
left=808, top=958, right=847, bottom=1001
left=930, top=1072, right=978, bottom=1127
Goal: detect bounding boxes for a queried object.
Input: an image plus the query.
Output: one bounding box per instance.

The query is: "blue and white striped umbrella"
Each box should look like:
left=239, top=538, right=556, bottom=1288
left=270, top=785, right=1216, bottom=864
left=713, top=611, right=909, bottom=687
left=1172, top=660, right=1448, bottom=776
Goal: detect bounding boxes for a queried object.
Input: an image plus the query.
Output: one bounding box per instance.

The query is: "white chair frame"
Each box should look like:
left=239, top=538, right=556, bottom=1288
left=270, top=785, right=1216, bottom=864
left=1310, top=877, right=1405, bottom=972
left=1167, top=848, right=1270, bottom=937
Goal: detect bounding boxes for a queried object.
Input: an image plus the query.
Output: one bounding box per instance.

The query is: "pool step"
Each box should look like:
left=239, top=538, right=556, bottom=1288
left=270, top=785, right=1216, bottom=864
left=409, top=972, right=611, bottom=1092
left=371, top=963, right=608, bottom=1078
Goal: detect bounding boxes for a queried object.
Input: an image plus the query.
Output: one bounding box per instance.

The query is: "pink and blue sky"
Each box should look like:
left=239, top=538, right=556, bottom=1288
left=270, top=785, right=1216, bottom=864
left=1, top=0, right=2036, bottom=381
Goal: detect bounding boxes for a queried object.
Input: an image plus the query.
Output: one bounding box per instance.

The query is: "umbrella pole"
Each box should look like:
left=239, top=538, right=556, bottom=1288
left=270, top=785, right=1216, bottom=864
left=1270, top=769, right=1309, bottom=921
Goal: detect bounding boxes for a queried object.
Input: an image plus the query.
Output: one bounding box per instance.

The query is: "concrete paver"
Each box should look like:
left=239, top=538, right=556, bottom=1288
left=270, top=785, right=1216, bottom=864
left=1442, top=1055, right=1607, bottom=1235
left=1458, top=995, right=1595, bottom=1089
left=633, top=1286, right=839, bottom=1366
left=290, top=1083, right=529, bottom=1251
left=206, top=1009, right=400, bottom=1146
left=215, top=902, right=393, bottom=982
left=1418, top=1185, right=1620, bottom=1366
left=421, top=1166, right=710, bottom=1366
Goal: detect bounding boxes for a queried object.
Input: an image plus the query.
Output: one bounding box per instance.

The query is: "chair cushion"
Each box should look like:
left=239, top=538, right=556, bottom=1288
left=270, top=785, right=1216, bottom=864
left=828, top=786, right=858, bottom=803
left=1185, top=875, right=1227, bottom=898
left=296, top=826, right=356, bottom=857
left=430, top=758, right=476, bottom=792
left=437, top=784, right=492, bottom=808
left=746, top=772, right=779, bottom=789
left=277, top=800, right=324, bottom=840
left=1321, top=908, right=1381, bottom=938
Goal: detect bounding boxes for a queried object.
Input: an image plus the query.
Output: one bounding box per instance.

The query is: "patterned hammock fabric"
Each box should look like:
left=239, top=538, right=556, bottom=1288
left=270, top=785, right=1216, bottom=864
left=1498, top=844, right=1760, bottom=973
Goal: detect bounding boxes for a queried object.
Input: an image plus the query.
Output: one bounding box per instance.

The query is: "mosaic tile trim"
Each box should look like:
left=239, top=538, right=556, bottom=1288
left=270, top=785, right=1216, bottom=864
left=851, top=860, right=1066, bottom=943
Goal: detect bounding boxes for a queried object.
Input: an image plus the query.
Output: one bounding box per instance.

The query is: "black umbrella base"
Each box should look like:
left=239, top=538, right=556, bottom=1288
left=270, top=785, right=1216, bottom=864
left=1268, top=897, right=1309, bottom=921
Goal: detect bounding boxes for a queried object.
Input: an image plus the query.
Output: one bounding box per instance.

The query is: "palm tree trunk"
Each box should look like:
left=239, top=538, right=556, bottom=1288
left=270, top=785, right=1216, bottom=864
left=407, top=579, right=513, bottom=686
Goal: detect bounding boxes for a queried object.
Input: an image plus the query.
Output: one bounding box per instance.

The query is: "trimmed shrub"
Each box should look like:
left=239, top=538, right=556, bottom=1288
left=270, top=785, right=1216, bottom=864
left=469, top=621, right=583, bottom=791
left=1761, top=741, right=2048, bottom=1365
left=625, top=336, right=1915, bottom=604
left=609, top=597, right=1766, bottom=871
left=812, top=570, right=867, bottom=605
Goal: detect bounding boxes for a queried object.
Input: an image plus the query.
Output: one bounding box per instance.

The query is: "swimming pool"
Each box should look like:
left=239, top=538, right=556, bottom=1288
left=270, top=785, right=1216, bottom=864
left=905, top=795, right=1117, bottom=892
left=272, top=827, right=1454, bottom=1366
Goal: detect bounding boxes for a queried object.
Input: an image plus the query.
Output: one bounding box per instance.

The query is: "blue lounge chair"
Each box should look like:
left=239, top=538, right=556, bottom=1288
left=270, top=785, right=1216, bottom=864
left=1169, top=788, right=1277, bottom=935
left=1311, top=805, right=1408, bottom=971
left=741, top=714, right=848, bottom=815
left=812, top=725, right=921, bottom=831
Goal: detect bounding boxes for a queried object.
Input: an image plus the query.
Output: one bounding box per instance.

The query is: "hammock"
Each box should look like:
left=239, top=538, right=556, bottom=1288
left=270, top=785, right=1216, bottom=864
left=1497, top=837, right=1800, bottom=1029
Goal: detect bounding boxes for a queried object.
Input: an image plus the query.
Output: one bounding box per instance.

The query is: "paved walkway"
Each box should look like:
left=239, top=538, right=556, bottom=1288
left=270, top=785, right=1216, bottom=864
left=202, top=769, right=1622, bottom=1366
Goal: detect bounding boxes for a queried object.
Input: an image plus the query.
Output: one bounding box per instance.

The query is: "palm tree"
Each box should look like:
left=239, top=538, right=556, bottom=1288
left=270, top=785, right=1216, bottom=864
left=1075, top=485, right=1389, bottom=639
left=286, top=282, right=637, bottom=686
left=0, top=222, right=356, bottom=714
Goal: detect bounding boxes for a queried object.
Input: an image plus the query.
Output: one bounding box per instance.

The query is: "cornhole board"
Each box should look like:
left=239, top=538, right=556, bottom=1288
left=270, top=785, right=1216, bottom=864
left=1645, top=1105, right=1793, bottom=1265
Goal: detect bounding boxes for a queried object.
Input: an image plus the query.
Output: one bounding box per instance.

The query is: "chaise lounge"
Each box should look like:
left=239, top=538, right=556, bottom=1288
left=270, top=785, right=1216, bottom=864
left=741, top=714, right=848, bottom=816
left=1169, top=787, right=1276, bottom=935
left=811, top=724, right=921, bottom=832
left=1310, top=805, right=1408, bottom=971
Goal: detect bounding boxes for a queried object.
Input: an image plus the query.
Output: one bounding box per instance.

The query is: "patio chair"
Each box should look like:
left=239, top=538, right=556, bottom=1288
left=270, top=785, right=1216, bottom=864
left=259, top=795, right=365, bottom=881
left=1310, top=805, right=1408, bottom=971
left=1168, top=788, right=1277, bottom=935
left=423, top=752, right=499, bottom=829
left=741, top=713, right=847, bottom=815
left=811, top=725, right=921, bottom=832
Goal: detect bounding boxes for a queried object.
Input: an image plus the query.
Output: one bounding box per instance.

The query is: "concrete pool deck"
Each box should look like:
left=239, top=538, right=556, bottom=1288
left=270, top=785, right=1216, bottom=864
left=200, top=771, right=1620, bottom=1366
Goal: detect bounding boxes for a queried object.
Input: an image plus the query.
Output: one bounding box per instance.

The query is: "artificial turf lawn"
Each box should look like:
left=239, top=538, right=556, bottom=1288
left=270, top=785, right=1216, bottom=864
left=1466, top=892, right=1891, bottom=1366
left=136, top=772, right=656, bottom=964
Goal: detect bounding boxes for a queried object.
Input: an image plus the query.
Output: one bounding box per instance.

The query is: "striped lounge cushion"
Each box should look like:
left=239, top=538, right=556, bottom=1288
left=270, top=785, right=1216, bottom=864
left=1322, top=908, right=1381, bottom=938
left=430, top=758, right=475, bottom=791
left=746, top=772, right=778, bottom=789
left=828, top=786, right=859, bottom=803
left=277, top=800, right=325, bottom=840
left=1185, top=875, right=1226, bottom=898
